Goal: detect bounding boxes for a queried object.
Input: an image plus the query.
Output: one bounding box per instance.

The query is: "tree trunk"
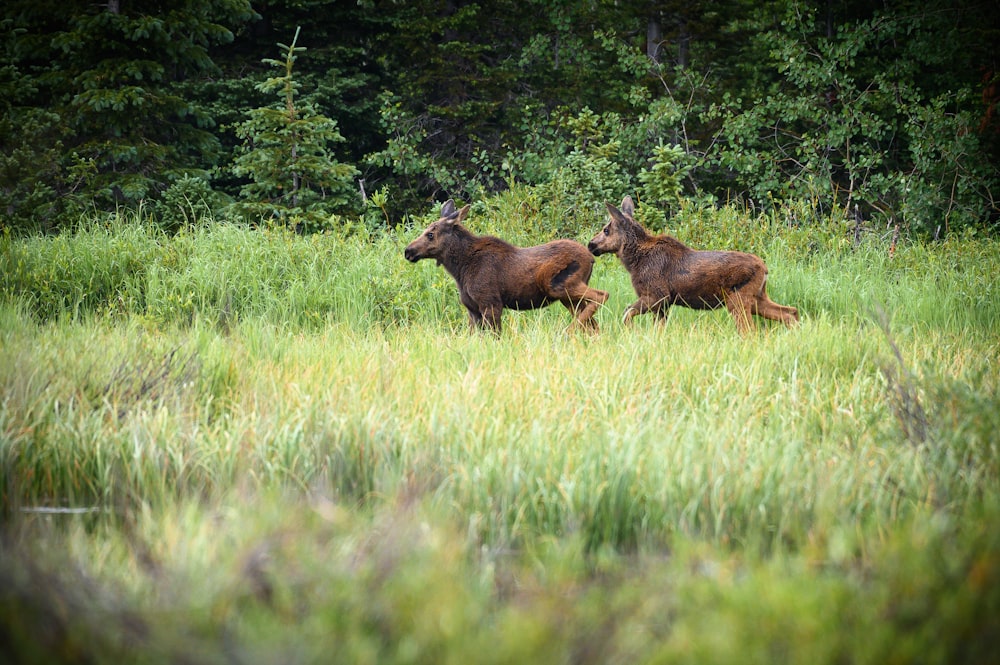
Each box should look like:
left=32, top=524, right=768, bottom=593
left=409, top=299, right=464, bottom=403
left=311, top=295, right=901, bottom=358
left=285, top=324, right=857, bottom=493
left=646, top=14, right=662, bottom=63
left=677, top=17, right=689, bottom=69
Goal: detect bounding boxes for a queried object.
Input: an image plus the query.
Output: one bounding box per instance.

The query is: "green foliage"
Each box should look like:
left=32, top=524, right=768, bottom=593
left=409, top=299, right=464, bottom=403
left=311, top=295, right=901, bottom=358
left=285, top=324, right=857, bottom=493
left=711, top=0, right=1000, bottom=233
left=0, top=105, right=98, bottom=232
left=361, top=0, right=650, bottom=216
left=153, top=174, right=230, bottom=230
left=896, top=92, right=996, bottom=235
left=2, top=199, right=1000, bottom=663
left=0, top=0, right=256, bottom=226
left=638, top=143, right=694, bottom=214
left=2, top=0, right=998, bottom=235
left=364, top=93, right=458, bottom=214
left=0, top=21, right=90, bottom=231
left=539, top=109, right=633, bottom=222
left=229, top=27, right=360, bottom=232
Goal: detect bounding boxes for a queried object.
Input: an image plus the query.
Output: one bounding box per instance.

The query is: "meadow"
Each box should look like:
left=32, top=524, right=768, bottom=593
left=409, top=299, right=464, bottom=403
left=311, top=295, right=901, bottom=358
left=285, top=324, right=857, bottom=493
left=2, top=194, right=999, bottom=664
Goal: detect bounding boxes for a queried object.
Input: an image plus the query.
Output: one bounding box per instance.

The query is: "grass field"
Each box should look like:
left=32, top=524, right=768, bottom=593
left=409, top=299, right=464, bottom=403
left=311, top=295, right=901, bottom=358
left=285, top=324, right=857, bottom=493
left=2, top=197, right=999, bottom=664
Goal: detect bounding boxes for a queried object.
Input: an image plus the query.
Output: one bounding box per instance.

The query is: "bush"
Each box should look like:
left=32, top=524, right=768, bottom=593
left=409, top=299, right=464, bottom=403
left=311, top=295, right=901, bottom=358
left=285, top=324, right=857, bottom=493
left=154, top=175, right=230, bottom=231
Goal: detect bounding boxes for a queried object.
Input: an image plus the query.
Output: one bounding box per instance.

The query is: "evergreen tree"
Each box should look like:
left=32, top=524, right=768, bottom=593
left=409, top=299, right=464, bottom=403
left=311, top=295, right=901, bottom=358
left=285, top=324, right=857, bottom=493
left=204, top=0, right=385, bottom=204
left=229, top=27, right=360, bottom=231
left=0, top=0, right=255, bottom=229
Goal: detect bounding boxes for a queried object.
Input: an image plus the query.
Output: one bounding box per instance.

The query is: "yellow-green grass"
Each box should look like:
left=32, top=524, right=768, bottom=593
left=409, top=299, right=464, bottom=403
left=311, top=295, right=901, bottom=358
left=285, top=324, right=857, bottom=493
left=1, top=204, right=998, bottom=664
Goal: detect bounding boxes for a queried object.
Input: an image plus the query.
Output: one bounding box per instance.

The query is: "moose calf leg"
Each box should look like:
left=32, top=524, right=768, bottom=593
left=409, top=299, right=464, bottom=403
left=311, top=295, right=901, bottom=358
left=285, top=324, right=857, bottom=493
left=559, top=285, right=608, bottom=332
left=622, top=295, right=668, bottom=325
left=481, top=305, right=503, bottom=334
left=751, top=277, right=799, bottom=328
left=577, top=287, right=609, bottom=330
left=622, top=303, right=641, bottom=325
left=753, top=297, right=799, bottom=327
left=725, top=296, right=756, bottom=335
left=466, top=308, right=483, bottom=330
left=570, top=301, right=600, bottom=330
left=622, top=299, right=649, bottom=325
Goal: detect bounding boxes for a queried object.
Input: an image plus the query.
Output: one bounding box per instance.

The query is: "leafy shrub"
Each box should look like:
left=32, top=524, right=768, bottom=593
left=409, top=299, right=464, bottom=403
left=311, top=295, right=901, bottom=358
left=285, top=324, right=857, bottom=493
left=154, top=175, right=230, bottom=230
left=535, top=108, right=633, bottom=223
left=711, top=3, right=999, bottom=235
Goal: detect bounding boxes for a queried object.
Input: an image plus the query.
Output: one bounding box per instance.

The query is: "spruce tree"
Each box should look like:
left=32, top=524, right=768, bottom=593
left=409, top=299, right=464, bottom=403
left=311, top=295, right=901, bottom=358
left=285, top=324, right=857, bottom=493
left=229, top=27, right=360, bottom=232
left=0, top=0, right=255, bottom=229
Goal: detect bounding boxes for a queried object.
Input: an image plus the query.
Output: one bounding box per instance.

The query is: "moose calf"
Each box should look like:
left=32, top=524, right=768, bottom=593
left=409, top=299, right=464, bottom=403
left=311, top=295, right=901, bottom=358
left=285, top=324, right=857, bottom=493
left=588, top=196, right=799, bottom=333
left=405, top=200, right=608, bottom=334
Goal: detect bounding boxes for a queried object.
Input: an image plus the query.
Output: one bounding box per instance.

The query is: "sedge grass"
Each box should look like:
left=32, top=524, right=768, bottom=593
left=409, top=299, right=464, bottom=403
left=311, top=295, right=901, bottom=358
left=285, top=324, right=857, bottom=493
left=1, top=207, right=999, bottom=663
left=2, top=296, right=992, bottom=544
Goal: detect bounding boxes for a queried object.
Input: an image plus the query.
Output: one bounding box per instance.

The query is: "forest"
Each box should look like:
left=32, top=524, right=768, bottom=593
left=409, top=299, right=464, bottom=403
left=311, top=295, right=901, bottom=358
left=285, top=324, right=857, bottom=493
left=2, top=0, right=998, bottom=235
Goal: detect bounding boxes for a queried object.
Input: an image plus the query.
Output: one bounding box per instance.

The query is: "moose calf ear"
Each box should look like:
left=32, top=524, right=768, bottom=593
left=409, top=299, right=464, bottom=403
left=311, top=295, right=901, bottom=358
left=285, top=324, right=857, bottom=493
left=605, top=202, right=626, bottom=223
left=621, top=196, right=635, bottom=216
left=456, top=204, right=472, bottom=222
left=440, top=199, right=456, bottom=218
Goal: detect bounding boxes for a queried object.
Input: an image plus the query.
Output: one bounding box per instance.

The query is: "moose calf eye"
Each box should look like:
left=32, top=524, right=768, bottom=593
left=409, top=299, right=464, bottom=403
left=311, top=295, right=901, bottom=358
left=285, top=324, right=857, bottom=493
left=604, top=227, right=610, bottom=236
left=426, top=232, right=434, bottom=240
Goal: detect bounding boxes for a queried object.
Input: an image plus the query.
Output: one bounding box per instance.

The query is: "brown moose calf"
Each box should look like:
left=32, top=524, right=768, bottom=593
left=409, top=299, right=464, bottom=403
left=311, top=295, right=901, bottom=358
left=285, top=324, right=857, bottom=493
left=405, top=199, right=608, bottom=334
left=588, top=196, right=799, bottom=333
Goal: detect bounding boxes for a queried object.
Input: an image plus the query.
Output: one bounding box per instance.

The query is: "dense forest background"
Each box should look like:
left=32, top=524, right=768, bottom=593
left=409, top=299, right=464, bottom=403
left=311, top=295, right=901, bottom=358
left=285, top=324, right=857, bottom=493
left=2, top=0, right=998, bottom=235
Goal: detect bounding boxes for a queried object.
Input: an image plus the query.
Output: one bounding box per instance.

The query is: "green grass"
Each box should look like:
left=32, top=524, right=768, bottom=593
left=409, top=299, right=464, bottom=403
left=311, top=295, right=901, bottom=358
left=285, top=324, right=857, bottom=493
left=2, top=202, right=999, bottom=664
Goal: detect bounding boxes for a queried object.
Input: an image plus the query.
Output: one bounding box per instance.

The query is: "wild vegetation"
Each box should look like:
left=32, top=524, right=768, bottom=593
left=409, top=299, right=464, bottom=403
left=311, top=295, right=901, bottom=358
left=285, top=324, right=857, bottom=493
left=2, top=192, right=999, bottom=663
left=2, top=0, right=998, bottom=234
left=2, top=1, right=998, bottom=660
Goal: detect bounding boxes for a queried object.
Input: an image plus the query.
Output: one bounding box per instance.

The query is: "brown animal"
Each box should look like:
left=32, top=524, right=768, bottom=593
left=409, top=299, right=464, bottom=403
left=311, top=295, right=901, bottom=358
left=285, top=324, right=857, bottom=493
left=588, top=196, right=799, bottom=333
left=405, top=199, right=609, bottom=334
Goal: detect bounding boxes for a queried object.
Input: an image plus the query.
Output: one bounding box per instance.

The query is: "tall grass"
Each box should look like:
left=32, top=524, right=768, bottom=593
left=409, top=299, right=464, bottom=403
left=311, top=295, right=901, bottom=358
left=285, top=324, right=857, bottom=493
left=1, top=212, right=454, bottom=331
left=2, top=203, right=999, bottom=663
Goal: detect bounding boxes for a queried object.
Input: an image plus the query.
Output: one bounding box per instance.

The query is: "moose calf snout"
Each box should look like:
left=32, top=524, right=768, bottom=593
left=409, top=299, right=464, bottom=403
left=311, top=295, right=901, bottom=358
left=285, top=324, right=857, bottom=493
left=404, top=247, right=418, bottom=262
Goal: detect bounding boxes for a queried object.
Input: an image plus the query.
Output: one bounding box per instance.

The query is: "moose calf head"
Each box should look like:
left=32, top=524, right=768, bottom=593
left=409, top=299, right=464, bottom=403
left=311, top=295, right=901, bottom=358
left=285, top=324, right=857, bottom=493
left=404, top=199, right=471, bottom=264
left=587, top=196, right=638, bottom=258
